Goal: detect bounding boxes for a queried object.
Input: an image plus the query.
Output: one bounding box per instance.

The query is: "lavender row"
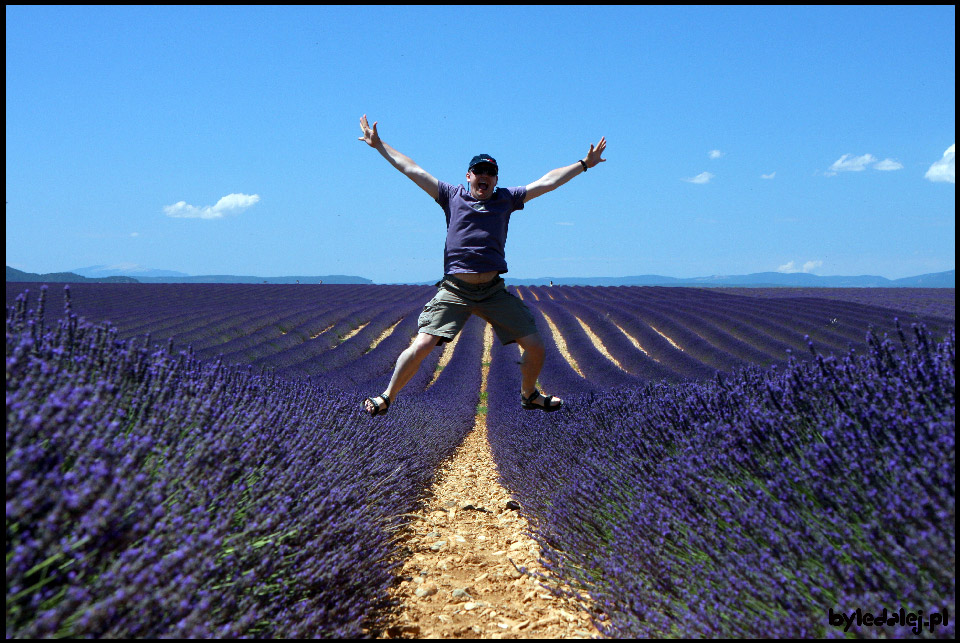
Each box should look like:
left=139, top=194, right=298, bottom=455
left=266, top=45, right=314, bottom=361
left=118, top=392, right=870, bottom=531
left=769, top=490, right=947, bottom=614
left=685, top=288, right=954, bottom=346
left=528, top=286, right=953, bottom=384
left=648, top=298, right=810, bottom=365
left=4, top=284, right=343, bottom=336
left=204, top=302, right=375, bottom=364
left=668, top=293, right=856, bottom=357
left=2, top=283, right=436, bottom=386
left=690, top=292, right=917, bottom=346
left=158, top=286, right=410, bottom=354
left=6, top=287, right=475, bottom=638
left=580, top=286, right=891, bottom=352
left=258, top=304, right=404, bottom=377
left=599, top=299, right=746, bottom=374
left=377, top=314, right=486, bottom=398
left=310, top=312, right=424, bottom=392
left=4, top=283, right=432, bottom=356
left=4, top=283, right=435, bottom=380
left=276, top=305, right=412, bottom=379
left=556, top=300, right=688, bottom=384
left=522, top=303, right=596, bottom=396
left=621, top=297, right=783, bottom=368
left=7, top=283, right=950, bottom=390
left=585, top=303, right=720, bottom=381
left=714, top=287, right=956, bottom=322
left=645, top=294, right=863, bottom=363
left=517, top=285, right=734, bottom=382
left=559, top=284, right=953, bottom=344
left=487, top=321, right=955, bottom=637
left=534, top=299, right=645, bottom=390
left=309, top=307, right=486, bottom=397
left=555, top=282, right=953, bottom=328
left=184, top=289, right=415, bottom=361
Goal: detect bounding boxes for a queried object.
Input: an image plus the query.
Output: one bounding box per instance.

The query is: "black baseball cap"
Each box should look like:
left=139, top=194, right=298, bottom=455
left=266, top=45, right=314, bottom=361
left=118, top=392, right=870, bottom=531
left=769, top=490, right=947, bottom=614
left=468, top=154, right=498, bottom=173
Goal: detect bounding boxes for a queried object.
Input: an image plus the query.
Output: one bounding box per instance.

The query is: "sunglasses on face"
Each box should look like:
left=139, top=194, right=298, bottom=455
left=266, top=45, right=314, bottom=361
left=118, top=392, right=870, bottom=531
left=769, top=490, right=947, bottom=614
left=471, top=165, right=498, bottom=177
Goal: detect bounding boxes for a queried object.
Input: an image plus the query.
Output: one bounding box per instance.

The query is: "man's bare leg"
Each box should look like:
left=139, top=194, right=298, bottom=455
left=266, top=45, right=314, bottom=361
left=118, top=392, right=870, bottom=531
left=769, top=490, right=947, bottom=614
left=515, top=332, right=562, bottom=407
left=364, top=332, right=441, bottom=413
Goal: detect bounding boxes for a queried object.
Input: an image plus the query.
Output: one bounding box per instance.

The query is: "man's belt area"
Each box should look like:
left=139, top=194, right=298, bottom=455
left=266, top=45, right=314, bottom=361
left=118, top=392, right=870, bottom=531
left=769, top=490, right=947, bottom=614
left=436, top=274, right=504, bottom=300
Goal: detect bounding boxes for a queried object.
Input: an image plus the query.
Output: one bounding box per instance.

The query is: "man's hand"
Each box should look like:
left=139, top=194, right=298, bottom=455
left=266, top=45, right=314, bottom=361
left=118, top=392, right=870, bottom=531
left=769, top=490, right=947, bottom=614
left=584, top=136, right=607, bottom=169
left=358, top=114, right=381, bottom=148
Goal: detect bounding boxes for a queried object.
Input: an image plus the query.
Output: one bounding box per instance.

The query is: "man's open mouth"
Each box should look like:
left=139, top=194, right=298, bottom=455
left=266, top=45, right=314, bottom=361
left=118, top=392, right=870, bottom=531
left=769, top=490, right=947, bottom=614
left=478, top=182, right=489, bottom=190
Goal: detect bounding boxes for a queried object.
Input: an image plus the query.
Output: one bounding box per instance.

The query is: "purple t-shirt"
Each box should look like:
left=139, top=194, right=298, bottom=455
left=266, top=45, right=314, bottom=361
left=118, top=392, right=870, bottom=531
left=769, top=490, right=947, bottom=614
left=436, top=180, right=527, bottom=274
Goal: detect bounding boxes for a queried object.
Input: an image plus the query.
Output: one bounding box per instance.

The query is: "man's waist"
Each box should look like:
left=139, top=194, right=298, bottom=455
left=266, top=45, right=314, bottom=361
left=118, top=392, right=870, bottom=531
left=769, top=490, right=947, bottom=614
left=437, top=273, right=505, bottom=296
left=447, top=271, right=499, bottom=285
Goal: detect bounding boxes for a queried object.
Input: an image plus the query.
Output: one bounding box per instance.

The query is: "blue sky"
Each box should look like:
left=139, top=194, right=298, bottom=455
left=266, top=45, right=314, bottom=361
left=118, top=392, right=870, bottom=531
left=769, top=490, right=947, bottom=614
left=5, top=5, right=955, bottom=283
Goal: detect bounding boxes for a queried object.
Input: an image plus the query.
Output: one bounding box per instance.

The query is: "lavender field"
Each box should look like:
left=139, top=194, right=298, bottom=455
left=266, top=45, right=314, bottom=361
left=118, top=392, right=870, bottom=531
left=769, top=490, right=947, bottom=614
left=715, top=287, right=955, bottom=323
left=6, top=282, right=955, bottom=637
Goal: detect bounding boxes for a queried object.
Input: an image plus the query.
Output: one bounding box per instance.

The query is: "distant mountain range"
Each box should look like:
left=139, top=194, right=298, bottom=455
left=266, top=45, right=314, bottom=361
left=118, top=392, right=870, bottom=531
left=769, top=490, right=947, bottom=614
left=6, top=264, right=372, bottom=285
left=5, top=265, right=954, bottom=288
left=502, top=270, right=956, bottom=288
left=71, top=265, right=372, bottom=284
left=6, top=266, right=138, bottom=284
left=72, top=264, right=190, bottom=278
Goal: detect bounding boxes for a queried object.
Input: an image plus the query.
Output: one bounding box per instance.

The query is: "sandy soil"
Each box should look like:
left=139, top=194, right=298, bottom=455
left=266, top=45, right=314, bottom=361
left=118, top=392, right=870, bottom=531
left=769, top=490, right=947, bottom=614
left=378, top=326, right=600, bottom=639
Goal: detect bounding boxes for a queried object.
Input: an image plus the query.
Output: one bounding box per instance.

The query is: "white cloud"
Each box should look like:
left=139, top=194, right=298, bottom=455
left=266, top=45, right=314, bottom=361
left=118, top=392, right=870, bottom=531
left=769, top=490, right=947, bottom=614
left=761, top=172, right=776, bottom=180
left=709, top=150, right=723, bottom=159
left=163, top=193, right=260, bottom=219
left=925, top=144, right=955, bottom=184
left=829, top=153, right=877, bottom=173
left=873, top=158, right=903, bottom=171
left=130, top=232, right=140, bottom=237
left=827, top=153, right=904, bottom=175
left=683, top=172, right=714, bottom=184
left=778, top=260, right=822, bottom=273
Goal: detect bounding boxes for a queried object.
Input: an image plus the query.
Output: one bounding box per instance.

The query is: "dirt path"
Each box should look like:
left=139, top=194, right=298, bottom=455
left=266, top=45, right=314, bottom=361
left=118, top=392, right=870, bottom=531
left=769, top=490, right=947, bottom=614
left=381, top=325, right=600, bottom=639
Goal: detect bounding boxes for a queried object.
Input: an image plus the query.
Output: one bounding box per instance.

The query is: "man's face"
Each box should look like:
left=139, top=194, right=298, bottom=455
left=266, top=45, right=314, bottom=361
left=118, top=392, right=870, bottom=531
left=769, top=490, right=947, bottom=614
left=467, top=164, right=498, bottom=200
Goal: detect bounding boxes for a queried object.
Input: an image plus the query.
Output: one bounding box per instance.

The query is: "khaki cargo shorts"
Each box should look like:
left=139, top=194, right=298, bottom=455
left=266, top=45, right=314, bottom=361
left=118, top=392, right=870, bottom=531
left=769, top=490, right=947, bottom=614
left=418, top=275, right=538, bottom=345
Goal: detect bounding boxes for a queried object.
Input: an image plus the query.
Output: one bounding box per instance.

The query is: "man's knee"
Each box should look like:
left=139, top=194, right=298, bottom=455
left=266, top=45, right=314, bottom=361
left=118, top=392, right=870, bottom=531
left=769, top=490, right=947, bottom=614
left=516, top=332, right=545, bottom=357
left=410, top=333, right=441, bottom=357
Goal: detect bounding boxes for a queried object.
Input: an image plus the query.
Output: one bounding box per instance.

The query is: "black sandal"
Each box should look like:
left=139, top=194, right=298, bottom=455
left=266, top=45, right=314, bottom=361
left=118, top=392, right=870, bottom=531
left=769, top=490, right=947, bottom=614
left=521, top=389, right=562, bottom=412
left=363, top=393, right=391, bottom=417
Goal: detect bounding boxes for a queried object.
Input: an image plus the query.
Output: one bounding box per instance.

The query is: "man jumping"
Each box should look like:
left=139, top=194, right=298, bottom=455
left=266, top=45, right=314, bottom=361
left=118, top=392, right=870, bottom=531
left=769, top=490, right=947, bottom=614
left=358, top=115, right=606, bottom=417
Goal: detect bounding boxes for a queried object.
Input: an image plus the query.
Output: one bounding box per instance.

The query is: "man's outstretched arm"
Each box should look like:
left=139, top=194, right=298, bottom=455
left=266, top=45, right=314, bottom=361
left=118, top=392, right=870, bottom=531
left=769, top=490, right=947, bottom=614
left=524, top=136, right=606, bottom=203
left=359, top=115, right=440, bottom=201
